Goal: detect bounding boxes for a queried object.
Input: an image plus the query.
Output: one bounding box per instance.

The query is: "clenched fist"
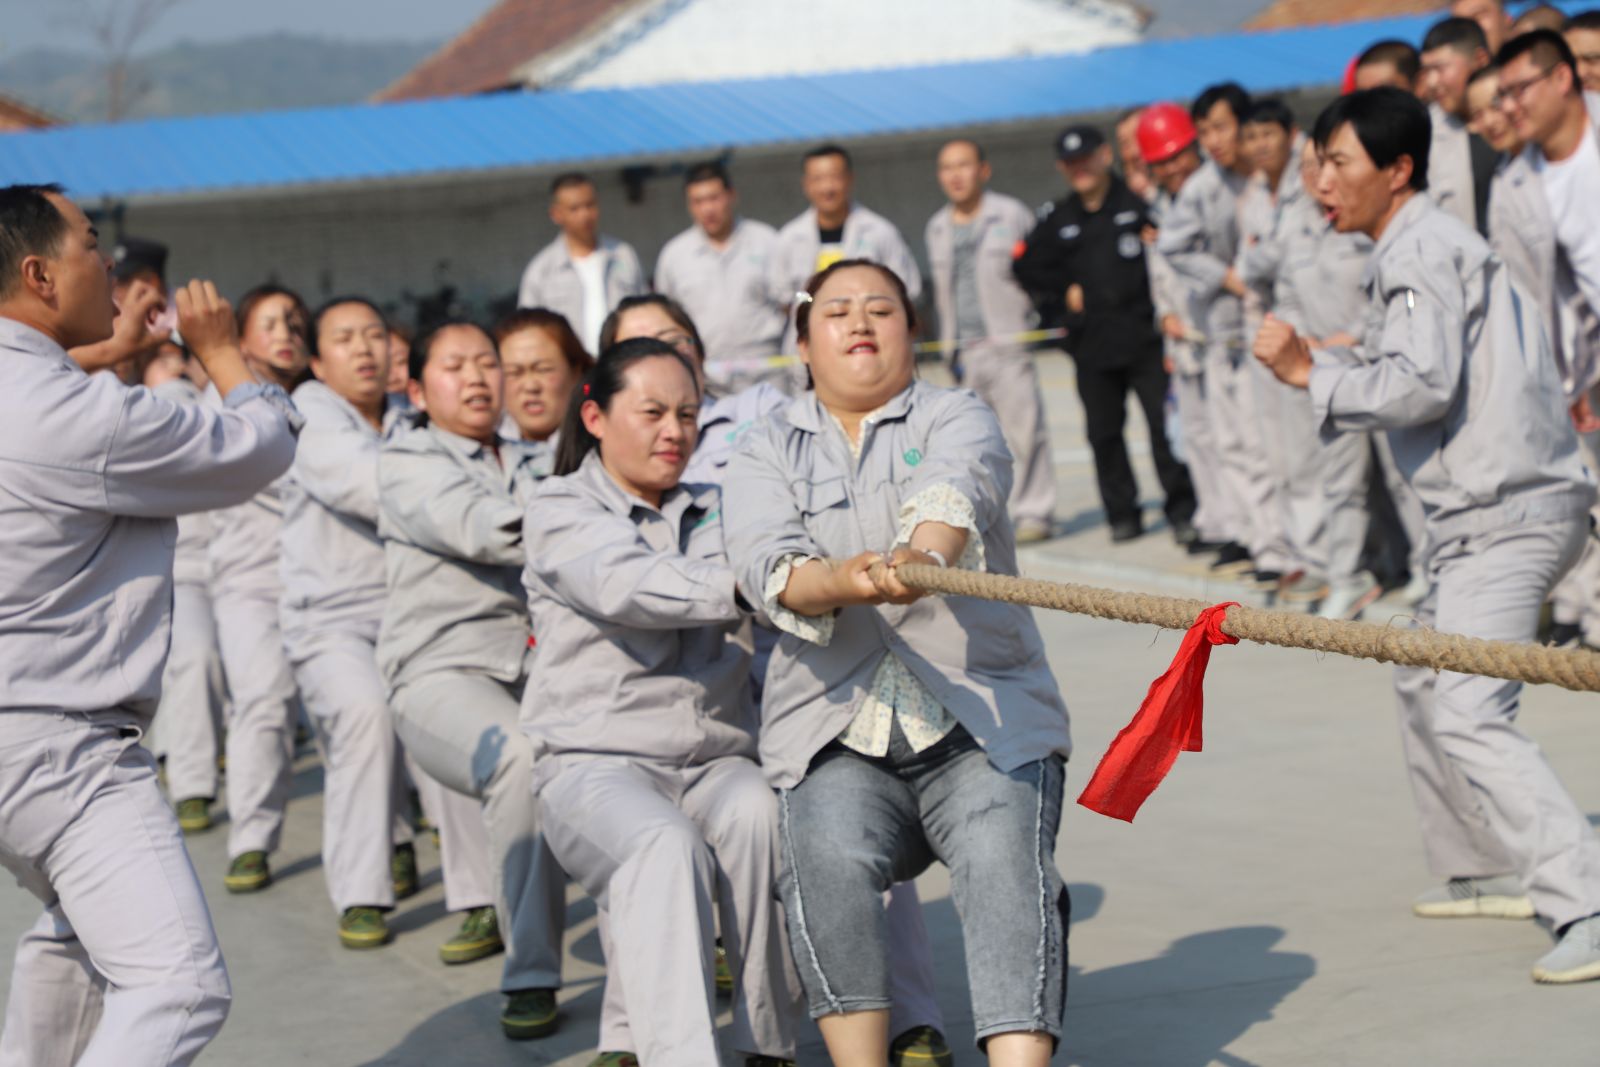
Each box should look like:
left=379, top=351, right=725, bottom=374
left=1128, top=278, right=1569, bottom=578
left=1253, top=314, right=1313, bottom=389
left=174, top=280, right=238, bottom=364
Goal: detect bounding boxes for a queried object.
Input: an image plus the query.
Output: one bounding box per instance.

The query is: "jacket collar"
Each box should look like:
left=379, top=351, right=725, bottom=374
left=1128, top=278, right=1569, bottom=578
left=1364, top=192, right=1435, bottom=289
left=0, top=316, right=76, bottom=367
left=576, top=449, right=713, bottom=524
left=784, top=380, right=918, bottom=435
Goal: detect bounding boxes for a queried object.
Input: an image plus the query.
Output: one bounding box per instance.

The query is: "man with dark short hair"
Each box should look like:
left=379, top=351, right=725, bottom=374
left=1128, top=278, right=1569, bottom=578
left=1569, top=10, right=1600, bottom=92
left=655, top=161, right=787, bottom=391
left=1015, top=125, right=1193, bottom=544
left=1452, top=0, right=1512, bottom=54
left=1256, top=88, right=1600, bottom=985
left=1421, top=16, right=1499, bottom=232
left=770, top=144, right=922, bottom=352
left=0, top=183, right=303, bottom=1062
left=1353, top=39, right=1423, bottom=94
left=517, top=171, right=646, bottom=353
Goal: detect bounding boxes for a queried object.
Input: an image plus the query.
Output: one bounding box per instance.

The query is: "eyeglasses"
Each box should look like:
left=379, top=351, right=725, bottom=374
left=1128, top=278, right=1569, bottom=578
left=1494, top=65, right=1556, bottom=108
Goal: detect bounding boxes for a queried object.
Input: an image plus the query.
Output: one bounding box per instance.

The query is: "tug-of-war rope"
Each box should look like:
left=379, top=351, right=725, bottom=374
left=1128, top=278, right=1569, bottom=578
left=894, top=564, right=1600, bottom=823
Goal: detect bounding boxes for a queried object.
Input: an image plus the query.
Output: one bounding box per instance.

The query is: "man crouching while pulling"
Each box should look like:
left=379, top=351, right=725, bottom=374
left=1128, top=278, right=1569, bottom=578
left=0, top=183, right=302, bottom=1065
left=1254, top=90, right=1600, bottom=985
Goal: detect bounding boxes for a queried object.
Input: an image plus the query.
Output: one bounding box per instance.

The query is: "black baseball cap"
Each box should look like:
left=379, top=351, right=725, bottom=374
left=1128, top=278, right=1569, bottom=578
left=111, top=236, right=168, bottom=284
left=1056, top=124, right=1105, bottom=161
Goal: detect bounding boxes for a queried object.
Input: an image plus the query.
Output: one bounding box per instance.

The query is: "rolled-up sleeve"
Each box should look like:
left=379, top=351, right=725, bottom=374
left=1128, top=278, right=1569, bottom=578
left=894, top=483, right=986, bottom=572
left=524, top=482, right=740, bottom=630
left=1310, top=247, right=1463, bottom=434
left=724, top=426, right=827, bottom=624
left=102, top=382, right=300, bottom=517
left=899, top=391, right=1012, bottom=536
left=379, top=449, right=523, bottom=565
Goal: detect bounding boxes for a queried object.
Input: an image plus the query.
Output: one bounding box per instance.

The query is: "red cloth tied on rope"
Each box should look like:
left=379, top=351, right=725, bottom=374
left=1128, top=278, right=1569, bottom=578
left=1077, top=603, right=1238, bottom=822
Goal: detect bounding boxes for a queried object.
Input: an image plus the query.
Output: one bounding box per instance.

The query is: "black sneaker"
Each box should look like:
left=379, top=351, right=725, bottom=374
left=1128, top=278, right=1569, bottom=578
left=1109, top=518, right=1144, bottom=543
left=1547, top=622, right=1583, bottom=648
left=1186, top=538, right=1228, bottom=556
left=1170, top=518, right=1199, bottom=546
left=1209, top=543, right=1253, bottom=574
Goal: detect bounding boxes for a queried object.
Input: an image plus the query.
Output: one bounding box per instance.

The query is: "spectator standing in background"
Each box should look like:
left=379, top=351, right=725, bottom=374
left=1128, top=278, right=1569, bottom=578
left=517, top=173, right=646, bottom=354
left=1420, top=17, right=1498, bottom=234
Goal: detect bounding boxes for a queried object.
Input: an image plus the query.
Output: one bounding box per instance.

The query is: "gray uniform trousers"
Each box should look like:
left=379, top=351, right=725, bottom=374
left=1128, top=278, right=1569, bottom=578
left=539, top=754, right=802, bottom=1065
left=391, top=669, right=566, bottom=991
left=0, top=712, right=230, bottom=1067
left=959, top=342, right=1056, bottom=529
left=1395, top=518, right=1600, bottom=928
left=1203, top=345, right=1273, bottom=555
left=1549, top=432, right=1600, bottom=640
left=411, top=764, right=495, bottom=913
left=287, top=627, right=409, bottom=913
left=1323, top=432, right=1429, bottom=593
left=1171, top=362, right=1237, bottom=545
left=151, top=582, right=226, bottom=804
left=214, top=591, right=297, bottom=859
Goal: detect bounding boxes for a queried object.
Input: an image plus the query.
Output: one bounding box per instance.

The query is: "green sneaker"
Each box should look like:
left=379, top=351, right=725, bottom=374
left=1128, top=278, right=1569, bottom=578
left=715, top=940, right=733, bottom=995
left=338, top=906, right=390, bottom=950
left=224, top=850, right=271, bottom=894
left=501, top=987, right=559, bottom=1040
left=392, top=842, right=418, bottom=900
left=891, top=1025, right=955, bottom=1067
left=439, top=906, right=503, bottom=965
left=585, top=1054, right=638, bottom=1067
left=176, top=797, right=212, bottom=833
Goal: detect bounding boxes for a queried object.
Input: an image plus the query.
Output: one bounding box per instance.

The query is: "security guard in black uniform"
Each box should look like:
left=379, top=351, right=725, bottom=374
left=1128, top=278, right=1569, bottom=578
left=1013, top=124, right=1196, bottom=543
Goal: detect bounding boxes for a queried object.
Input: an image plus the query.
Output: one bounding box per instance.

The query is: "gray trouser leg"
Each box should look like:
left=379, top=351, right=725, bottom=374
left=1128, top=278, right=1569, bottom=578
left=290, top=630, right=399, bottom=913
left=393, top=670, right=565, bottom=991
left=1373, top=433, right=1429, bottom=575
left=1232, top=352, right=1291, bottom=571
left=961, top=342, right=1056, bottom=527
left=1203, top=349, right=1260, bottom=550
left=0, top=713, right=231, bottom=1067
left=213, top=592, right=297, bottom=859
left=1400, top=519, right=1600, bottom=927
left=154, top=582, right=225, bottom=803
left=1322, top=432, right=1376, bottom=590
left=1276, top=383, right=1334, bottom=574
left=1172, top=369, right=1232, bottom=544
left=412, top=764, right=494, bottom=913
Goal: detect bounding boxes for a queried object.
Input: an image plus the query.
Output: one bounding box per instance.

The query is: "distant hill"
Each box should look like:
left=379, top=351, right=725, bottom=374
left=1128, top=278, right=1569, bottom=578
left=0, top=33, right=438, bottom=123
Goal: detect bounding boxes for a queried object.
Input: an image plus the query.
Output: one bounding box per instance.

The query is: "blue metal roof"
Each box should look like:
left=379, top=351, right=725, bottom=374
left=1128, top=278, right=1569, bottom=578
left=0, top=10, right=1489, bottom=201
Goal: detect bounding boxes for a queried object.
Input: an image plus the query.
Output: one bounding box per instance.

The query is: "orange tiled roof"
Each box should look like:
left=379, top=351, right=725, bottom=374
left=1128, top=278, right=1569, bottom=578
left=1246, top=0, right=1445, bottom=30
left=0, top=94, right=58, bottom=132
left=373, top=0, right=642, bottom=102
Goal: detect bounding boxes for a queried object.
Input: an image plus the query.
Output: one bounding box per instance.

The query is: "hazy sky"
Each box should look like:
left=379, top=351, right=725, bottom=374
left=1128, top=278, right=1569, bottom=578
left=0, top=0, right=502, bottom=55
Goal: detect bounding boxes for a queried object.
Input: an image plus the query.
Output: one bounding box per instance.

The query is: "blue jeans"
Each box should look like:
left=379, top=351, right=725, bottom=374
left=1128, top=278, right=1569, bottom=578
left=777, top=723, right=1067, bottom=1047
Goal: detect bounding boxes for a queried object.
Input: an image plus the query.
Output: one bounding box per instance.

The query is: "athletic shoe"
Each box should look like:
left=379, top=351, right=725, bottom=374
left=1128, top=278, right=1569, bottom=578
left=715, top=941, right=733, bottom=995
left=225, top=850, right=271, bottom=894
left=1279, top=572, right=1329, bottom=603
left=502, top=988, right=559, bottom=1040
left=1209, top=543, right=1253, bottom=575
left=1412, top=876, right=1534, bottom=919
left=338, top=906, right=390, bottom=950
left=176, top=797, right=212, bottom=834
left=1170, top=518, right=1199, bottom=546
left=1317, top=573, right=1383, bottom=621
left=1532, top=915, right=1600, bottom=984
left=1109, top=518, right=1144, bottom=543
left=585, top=1055, right=638, bottom=1067
left=392, top=842, right=418, bottom=900
left=439, top=906, right=503, bottom=965
left=1186, top=538, right=1228, bottom=556
left=1398, top=570, right=1431, bottom=606
left=1547, top=622, right=1583, bottom=649
left=1015, top=519, right=1052, bottom=544
left=1247, top=569, right=1283, bottom=586
left=891, top=1025, right=955, bottom=1067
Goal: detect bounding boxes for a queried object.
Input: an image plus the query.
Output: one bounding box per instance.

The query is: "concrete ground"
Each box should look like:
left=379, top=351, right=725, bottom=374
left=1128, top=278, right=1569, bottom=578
left=3, top=352, right=1598, bottom=1065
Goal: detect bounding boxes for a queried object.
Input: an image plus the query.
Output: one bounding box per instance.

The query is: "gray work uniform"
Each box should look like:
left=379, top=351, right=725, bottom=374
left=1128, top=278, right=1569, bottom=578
left=655, top=218, right=788, bottom=391
left=1428, top=104, right=1479, bottom=233
left=147, top=377, right=228, bottom=805
left=926, top=191, right=1056, bottom=529
left=721, top=381, right=1071, bottom=1044
left=1158, top=159, right=1284, bottom=566
left=205, top=384, right=303, bottom=863
left=520, top=453, right=802, bottom=1066
left=516, top=233, right=647, bottom=343
left=280, top=380, right=411, bottom=914
left=1308, top=193, right=1600, bottom=927
left=1274, top=199, right=1427, bottom=590
left=1236, top=145, right=1307, bottom=573
left=376, top=424, right=567, bottom=993
left=1149, top=188, right=1234, bottom=544
left=769, top=203, right=924, bottom=354
left=0, top=317, right=299, bottom=1067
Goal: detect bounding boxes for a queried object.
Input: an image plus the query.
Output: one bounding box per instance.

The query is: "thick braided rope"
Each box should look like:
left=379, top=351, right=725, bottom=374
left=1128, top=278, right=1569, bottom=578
left=896, top=564, right=1600, bottom=694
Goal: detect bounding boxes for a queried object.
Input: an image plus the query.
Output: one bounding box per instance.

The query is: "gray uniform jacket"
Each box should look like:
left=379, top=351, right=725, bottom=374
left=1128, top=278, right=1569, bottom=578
left=722, top=381, right=1071, bottom=790
left=207, top=381, right=293, bottom=601
left=682, top=380, right=789, bottom=484
left=520, top=452, right=757, bottom=792
left=1272, top=196, right=1373, bottom=341
left=1146, top=189, right=1202, bottom=374
left=1309, top=194, right=1595, bottom=541
left=152, top=377, right=216, bottom=588
left=377, top=424, right=549, bottom=694
left=770, top=203, right=924, bottom=350
left=924, top=191, right=1038, bottom=349
left=655, top=218, right=787, bottom=362
left=1155, top=159, right=1249, bottom=343
left=280, top=381, right=401, bottom=639
left=0, top=318, right=300, bottom=715
left=516, top=234, right=647, bottom=324
left=1488, top=92, right=1600, bottom=400
left=1236, top=138, right=1308, bottom=305
left=1428, top=104, right=1477, bottom=232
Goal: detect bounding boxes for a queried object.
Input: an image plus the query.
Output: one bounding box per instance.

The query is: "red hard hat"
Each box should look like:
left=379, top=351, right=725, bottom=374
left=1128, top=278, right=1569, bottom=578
left=1136, top=102, right=1197, bottom=165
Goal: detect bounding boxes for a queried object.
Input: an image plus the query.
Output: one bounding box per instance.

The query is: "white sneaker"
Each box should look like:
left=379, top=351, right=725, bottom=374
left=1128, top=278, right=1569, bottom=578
left=1399, top=571, right=1430, bottom=606
left=1318, top=573, right=1383, bottom=621
left=1412, top=876, right=1535, bottom=919
left=1532, top=914, right=1600, bottom=984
